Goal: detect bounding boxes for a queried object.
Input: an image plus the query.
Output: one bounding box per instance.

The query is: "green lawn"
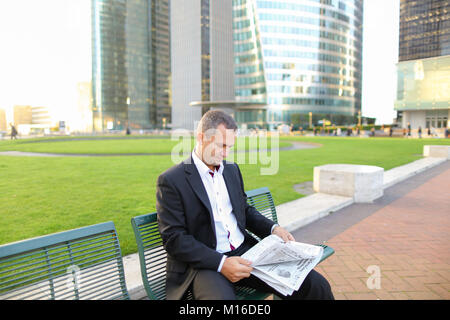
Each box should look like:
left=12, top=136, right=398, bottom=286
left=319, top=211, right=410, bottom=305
left=0, top=136, right=448, bottom=256
left=0, top=136, right=290, bottom=154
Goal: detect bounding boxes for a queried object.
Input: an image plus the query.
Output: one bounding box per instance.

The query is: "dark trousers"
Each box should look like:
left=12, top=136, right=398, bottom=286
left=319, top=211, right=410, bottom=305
left=191, top=239, right=334, bottom=300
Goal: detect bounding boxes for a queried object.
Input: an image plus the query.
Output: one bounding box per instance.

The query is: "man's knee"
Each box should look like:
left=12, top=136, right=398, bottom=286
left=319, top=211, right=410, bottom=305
left=192, top=269, right=236, bottom=300
left=295, top=269, right=334, bottom=300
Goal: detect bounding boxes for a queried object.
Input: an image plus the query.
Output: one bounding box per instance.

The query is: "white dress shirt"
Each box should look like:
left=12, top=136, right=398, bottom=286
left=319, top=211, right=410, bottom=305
left=191, top=148, right=245, bottom=272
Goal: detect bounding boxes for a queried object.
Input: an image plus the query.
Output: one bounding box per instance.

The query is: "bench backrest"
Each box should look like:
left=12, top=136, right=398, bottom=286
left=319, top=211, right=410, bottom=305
left=245, top=187, right=278, bottom=223
left=131, top=187, right=277, bottom=300
left=0, top=222, right=129, bottom=300
left=245, top=187, right=278, bottom=241
left=131, top=213, right=166, bottom=300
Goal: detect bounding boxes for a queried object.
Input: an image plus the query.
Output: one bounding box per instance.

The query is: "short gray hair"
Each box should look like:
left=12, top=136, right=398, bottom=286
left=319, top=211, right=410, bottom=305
left=197, top=110, right=238, bottom=137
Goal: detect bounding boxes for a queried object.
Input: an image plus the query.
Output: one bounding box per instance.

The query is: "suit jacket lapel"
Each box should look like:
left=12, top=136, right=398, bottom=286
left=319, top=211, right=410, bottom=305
left=183, top=156, right=216, bottom=238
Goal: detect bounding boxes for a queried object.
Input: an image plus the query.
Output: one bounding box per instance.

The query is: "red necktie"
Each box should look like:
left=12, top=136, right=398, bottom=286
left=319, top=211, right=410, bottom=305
left=208, top=166, right=220, bottom=178
left=228, top=231, right=235, bottom=251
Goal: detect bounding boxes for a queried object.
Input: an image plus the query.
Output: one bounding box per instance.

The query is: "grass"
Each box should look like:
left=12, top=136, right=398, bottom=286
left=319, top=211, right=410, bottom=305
left=0, top=136, right=448, bottom=256
left=0, top=136, right=290, bottom=154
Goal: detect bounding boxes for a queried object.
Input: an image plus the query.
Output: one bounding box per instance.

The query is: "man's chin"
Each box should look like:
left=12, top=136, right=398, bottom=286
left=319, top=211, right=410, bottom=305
left=206, top=158, right=223, bottom=166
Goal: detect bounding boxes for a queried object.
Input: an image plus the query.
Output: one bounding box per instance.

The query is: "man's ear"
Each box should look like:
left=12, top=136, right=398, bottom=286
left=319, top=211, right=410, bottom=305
left=196, top=131, right=203, bottom=145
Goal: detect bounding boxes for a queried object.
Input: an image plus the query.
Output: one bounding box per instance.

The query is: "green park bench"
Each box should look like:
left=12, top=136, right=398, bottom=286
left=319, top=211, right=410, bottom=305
left=0, top=221, right=129, bottom=300
left=131, top=187, right=335, bottom=300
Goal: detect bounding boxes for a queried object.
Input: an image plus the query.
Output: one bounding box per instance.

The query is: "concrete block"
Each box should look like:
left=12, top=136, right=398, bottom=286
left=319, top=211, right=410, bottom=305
left=423, top=145, right=450, bottom=159
left=313, top=164, right=384, bottom=203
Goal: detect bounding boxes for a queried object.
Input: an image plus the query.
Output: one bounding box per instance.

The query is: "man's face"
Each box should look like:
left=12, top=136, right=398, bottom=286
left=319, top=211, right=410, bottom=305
left=199, top=124, right=236, bottom=166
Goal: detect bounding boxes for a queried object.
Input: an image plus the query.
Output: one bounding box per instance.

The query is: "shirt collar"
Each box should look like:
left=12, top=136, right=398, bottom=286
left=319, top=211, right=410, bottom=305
left=192, top=146, right=224, bottom=176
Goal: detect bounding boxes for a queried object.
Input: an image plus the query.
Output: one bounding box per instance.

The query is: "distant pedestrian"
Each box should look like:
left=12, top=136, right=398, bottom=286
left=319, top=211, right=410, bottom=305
left=446, top=127, right=449, bottom=139
left=10, top=123, right=17, bottom=140
left=427, top=127, right=431, bottom=136
left=357, top=127, right=360, bottom=136
left=407, top=123, right=411, bottom=137
left=389, top=127, right=393, bottom=137
left=418, top=126, right=422, bottom=139
left=126, top=127, right=131, bottom=135
left=371, top=127, right=375, bottom=137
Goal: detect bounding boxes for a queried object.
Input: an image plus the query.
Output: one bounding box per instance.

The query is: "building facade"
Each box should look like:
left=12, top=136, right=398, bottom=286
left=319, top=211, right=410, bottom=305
left=12, top=105, right=52, bottom=135
left=0, top=109, right=6, bottom=132
left=91, top=0, right=170, bottom=132
left=233, top=0, right=364, bottom=129
left=395, top=0, right=450, bottom=132
left=170, top=0, right=235, bottom=130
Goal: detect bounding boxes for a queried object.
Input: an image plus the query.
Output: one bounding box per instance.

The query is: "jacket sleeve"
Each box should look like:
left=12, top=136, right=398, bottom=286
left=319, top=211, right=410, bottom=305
left=234, top=163, right=276, bottom=238
left=156, top=173, right=224, bottom=271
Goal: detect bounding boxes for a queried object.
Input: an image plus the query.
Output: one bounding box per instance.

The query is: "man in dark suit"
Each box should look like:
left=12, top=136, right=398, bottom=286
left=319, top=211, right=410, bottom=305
left=156, top=110, right=334, bottom=300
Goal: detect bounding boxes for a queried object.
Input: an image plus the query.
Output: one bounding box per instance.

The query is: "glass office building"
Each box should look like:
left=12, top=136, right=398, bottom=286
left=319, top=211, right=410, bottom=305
left=233, top=0, right=364, bottom=128
left=398, top=0, right=449, bottom=62
left=171, top=0, right=235, bottom=130
left=92, top=0, right=170, bottom=132
left=395, top=0, right=449, bottom=132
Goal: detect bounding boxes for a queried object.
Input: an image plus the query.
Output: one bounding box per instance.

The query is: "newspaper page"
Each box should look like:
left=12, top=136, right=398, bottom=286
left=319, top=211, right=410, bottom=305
left=241, top=235, right=323, bottom=296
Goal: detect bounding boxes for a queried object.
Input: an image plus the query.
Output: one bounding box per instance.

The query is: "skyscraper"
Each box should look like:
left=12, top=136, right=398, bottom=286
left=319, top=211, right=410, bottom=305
left=233, top=0, right=364, bottom=129
left=170, top=0, right=235, bottom=130
left=92, top=0, right=170, bottom=132
left=395, top=0, right=449, bottom=131
left=398, top=0, right=449, bottom=61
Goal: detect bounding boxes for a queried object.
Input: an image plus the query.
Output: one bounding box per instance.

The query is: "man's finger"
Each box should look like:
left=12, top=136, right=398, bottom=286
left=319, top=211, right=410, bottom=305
left=236, top=271, right=251, bottom=279
left=237, top=257, right=252, bottom=266
left=235, top=264, right=253, bottom=273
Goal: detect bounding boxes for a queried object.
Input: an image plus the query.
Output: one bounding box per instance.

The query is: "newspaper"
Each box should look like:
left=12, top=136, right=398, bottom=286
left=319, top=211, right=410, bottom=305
left=241, top=235, right=323, bottom=296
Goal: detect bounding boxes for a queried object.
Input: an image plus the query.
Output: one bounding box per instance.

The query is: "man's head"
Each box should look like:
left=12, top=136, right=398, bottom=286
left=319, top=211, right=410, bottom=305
left=196, top=110, right=238, bottom=166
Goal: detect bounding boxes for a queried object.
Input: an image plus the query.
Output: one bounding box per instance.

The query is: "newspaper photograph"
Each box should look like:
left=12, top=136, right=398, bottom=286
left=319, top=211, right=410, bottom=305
left=241, top=235, right=324, bottom=296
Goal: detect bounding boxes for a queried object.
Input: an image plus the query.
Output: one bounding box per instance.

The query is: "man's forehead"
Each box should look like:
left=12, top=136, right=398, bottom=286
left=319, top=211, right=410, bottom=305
left=204, top=124, right=236, bottom=139
left=213, top=126, right=236, bottom=141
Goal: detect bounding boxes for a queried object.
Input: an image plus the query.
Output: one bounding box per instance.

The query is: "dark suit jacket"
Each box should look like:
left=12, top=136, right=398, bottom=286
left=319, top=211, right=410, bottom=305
left=156, top=155, right=276, bottom=300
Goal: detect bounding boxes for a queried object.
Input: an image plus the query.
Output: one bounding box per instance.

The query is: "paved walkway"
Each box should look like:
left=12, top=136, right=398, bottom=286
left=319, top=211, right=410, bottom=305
left=294, top=161, right=450, bottom=300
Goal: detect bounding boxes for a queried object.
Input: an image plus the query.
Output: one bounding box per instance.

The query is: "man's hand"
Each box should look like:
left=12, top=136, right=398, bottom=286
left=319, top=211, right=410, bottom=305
left=272, top=225, right=295, bottom=242
left=220, top=256, right=253, bottom=283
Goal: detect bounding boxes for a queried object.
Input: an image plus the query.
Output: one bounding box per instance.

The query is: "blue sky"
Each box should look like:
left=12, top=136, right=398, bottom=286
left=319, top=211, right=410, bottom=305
left=0, top=0, right=400, bottom=125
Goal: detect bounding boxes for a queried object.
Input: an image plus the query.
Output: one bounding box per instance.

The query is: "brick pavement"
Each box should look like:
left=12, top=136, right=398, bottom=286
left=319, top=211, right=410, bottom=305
left=315, top=166, right=450, bottom=300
